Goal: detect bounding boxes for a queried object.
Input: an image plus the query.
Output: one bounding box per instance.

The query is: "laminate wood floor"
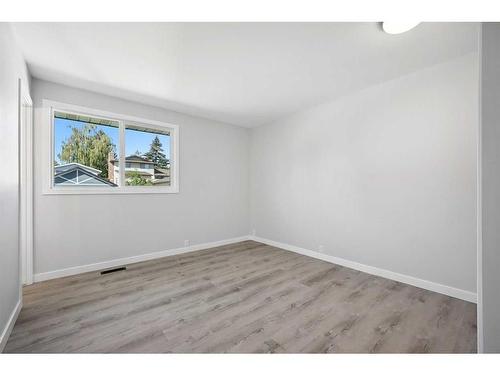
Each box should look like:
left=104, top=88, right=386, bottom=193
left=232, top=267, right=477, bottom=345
left=5, top=241, right=477, bottom=353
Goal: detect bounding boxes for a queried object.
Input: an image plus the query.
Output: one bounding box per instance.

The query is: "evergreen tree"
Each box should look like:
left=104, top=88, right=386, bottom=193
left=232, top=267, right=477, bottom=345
left=59, top=123, right=116, bottom=177
left=143, top=135, right=168, bottom=168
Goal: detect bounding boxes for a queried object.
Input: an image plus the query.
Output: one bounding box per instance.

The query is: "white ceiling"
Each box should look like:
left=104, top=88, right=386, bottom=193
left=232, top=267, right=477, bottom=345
left=12, top=22, right=478, bottom=127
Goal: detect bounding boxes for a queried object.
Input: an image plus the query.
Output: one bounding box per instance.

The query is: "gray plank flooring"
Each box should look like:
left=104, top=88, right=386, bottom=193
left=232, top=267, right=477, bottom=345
left=4, top=241, right=477, bottom=353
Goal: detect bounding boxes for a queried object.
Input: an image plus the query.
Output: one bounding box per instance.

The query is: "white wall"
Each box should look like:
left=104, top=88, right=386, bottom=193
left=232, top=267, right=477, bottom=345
left=0, top=23, right=30, bottom=349
left=250, top=53, right=478, bottom=296
left=32, top=79, right=249, bottom=277
left=480, top=23, right=500, bottom=353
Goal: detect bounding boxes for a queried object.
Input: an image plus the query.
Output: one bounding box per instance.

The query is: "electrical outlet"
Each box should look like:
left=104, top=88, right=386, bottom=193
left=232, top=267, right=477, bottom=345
left=184, top=240, right=190, bottom=247
left=318, top=245, right=324, bottom=252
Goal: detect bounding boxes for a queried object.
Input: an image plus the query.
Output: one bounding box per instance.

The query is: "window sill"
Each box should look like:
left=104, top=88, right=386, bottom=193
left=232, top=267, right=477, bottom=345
left=42, top=187, right=179, bottom=195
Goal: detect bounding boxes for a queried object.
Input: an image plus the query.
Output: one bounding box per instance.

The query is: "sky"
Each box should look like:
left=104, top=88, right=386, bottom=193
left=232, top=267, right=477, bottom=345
left=54, top=118, right=171, bottom=163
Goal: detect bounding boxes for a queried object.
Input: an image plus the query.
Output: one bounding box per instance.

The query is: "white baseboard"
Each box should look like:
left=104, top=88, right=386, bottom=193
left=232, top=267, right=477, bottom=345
left=0, top=299, right=22, bottom=353
left=250, top=236, right=477, bottom=303
left=33, top=234, right=477, bottom=304
left=34, top=236, right=251, bottom=282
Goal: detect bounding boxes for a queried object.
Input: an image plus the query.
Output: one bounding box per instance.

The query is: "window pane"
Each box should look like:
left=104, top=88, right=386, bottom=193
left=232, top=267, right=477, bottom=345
left=53, top=111, right=120, bottom=187
left=124, top=124, right=171, bottom=187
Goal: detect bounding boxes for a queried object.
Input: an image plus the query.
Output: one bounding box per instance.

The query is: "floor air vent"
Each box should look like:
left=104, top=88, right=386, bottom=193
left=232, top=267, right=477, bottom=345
left=100, top=266, right=127, bottom=275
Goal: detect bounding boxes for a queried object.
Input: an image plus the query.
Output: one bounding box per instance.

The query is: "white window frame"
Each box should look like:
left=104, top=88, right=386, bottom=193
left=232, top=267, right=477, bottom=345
left=42, top=100, right=179, bottom=195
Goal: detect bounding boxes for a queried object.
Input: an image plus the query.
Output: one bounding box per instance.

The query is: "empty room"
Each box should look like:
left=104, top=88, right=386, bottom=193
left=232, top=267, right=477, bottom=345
left=2, top=3, right=500, bottom=368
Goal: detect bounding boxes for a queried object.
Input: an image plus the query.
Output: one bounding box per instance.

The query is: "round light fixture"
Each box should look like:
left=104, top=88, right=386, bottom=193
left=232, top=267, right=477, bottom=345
left=382, top=22, right=420, bottom=35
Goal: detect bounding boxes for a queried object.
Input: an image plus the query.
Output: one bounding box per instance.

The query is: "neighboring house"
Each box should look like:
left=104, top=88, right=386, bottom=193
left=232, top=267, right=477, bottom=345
left=108, top=154, right=170, bottom=185
left=54, top=163, right=117, bottom=186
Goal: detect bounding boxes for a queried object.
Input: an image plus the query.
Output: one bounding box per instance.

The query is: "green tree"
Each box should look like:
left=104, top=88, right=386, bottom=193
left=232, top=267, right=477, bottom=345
left=59, top=123, right=116, bottom=178
left=143, top=136, right=168, bottom=168
left=126, top=171, right=152, bottom=186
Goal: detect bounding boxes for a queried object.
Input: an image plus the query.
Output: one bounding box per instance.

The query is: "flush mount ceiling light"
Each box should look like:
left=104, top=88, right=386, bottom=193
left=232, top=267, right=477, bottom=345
left=382, top=22, right=420, bottom=35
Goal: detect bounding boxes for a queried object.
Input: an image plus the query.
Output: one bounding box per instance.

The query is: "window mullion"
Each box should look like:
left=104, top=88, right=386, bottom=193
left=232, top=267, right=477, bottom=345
left=119, top=121, right=125, bottom=187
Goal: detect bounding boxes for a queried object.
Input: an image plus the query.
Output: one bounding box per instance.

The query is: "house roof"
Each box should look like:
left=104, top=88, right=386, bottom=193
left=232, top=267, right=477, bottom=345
left=126, top=155, right=155, bottom=163
left=55, top=162, right=102, bottom=176
left=54, top=163, right=117, bottom=186
left=110, top=155, right=155, bottom=164
left=154, top=168, right=170, bottom=177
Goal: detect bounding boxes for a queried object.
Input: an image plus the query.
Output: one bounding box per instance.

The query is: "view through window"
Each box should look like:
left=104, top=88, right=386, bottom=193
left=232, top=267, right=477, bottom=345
left=53, top=111, right=172, bottom=189
left=122, top=125, right=171, bottom=186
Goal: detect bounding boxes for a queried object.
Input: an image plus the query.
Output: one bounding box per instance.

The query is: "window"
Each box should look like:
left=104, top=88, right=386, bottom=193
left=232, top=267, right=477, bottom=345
left=46, top=101, right=178, bottom=194
left=124, top=124, right=171, bottom=187
left=53, top=111, right=120, bottom=188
